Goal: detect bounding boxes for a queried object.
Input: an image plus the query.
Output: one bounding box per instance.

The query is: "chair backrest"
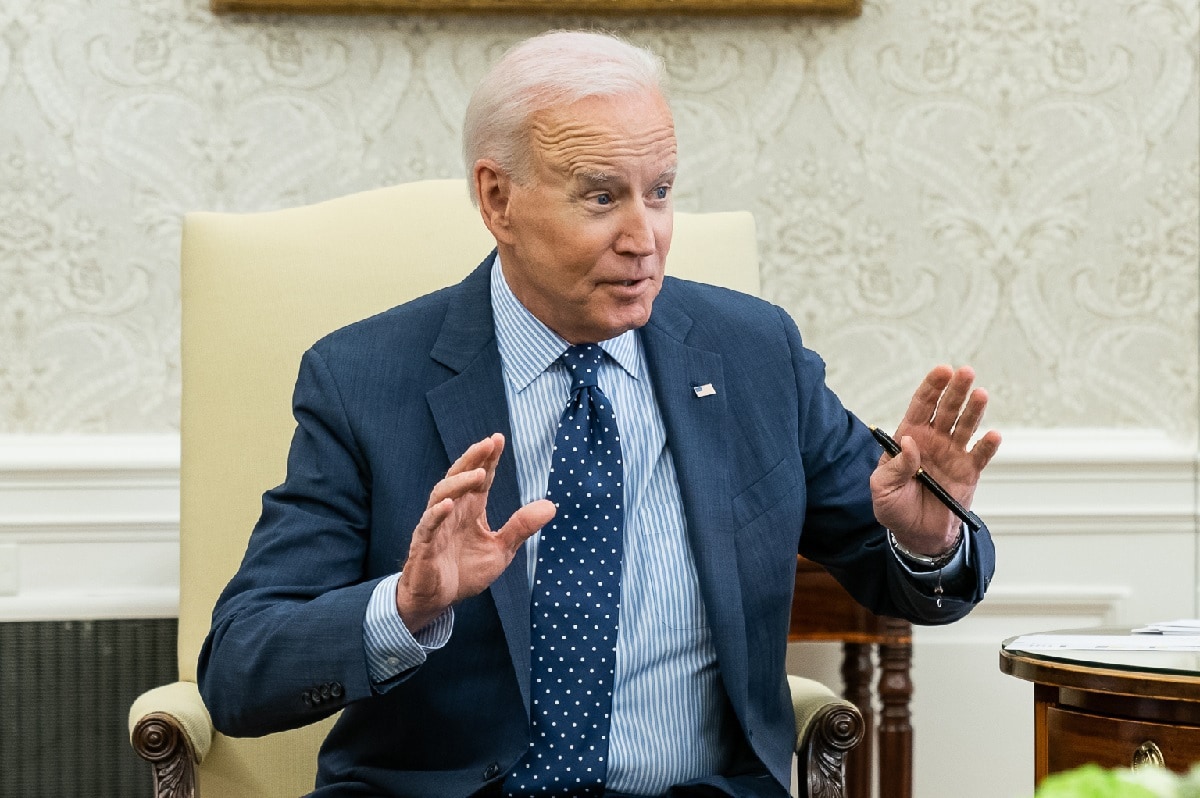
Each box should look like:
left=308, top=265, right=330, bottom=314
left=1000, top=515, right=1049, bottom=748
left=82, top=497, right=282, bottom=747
left=179, top=178, right=759, bottom=795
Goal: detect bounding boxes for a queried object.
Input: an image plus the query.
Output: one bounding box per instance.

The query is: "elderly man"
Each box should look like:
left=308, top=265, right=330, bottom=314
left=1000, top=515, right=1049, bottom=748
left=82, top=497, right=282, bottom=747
left=198, top=30, right=1000, bottom=798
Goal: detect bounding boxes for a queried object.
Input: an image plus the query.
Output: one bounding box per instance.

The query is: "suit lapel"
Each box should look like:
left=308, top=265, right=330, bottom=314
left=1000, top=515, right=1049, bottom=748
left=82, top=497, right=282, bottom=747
left=425, top=255, right=532, bottom=711
left=640, top=288, right=750, bottom=714
left=423, top=267, right=751, bottom=717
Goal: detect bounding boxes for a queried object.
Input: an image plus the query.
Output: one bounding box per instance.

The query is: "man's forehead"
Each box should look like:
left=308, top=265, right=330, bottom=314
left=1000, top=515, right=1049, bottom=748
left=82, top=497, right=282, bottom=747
left=528, top=97, right=677, bottom=180
left=530, top=92, right=673, bottom=139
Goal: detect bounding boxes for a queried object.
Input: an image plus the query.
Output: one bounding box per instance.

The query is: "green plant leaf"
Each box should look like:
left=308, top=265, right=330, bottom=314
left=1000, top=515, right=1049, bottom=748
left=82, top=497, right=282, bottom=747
left=1035, top=765, right=1164, bottom=798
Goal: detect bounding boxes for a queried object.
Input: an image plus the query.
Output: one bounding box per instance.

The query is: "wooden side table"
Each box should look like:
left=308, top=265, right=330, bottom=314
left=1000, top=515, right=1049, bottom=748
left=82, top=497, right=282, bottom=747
left=790, top=556, right=914, bottom=798
left=1000, top=630, right=1200, bottom=785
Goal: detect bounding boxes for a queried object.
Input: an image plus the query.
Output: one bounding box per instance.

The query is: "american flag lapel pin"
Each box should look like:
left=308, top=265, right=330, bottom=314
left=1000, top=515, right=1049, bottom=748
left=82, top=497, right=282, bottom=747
left=692, top=383, right=717, bottom=398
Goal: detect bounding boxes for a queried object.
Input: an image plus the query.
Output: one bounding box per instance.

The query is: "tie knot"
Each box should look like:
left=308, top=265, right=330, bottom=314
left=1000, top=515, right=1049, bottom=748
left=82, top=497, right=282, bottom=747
left=561, top=344, right=604, bottom=390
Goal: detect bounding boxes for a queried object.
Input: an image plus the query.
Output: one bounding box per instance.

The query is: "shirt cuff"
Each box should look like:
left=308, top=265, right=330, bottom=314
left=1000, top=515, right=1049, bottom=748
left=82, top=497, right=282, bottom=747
left=888, top=526, right=972, bottom=585
left=363, top=572, right=454, bottom=685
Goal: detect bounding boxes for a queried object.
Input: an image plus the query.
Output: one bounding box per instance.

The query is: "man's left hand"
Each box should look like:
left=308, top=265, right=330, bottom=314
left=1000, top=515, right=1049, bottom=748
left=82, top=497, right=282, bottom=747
left=869, top=364, right=1002, bottom=557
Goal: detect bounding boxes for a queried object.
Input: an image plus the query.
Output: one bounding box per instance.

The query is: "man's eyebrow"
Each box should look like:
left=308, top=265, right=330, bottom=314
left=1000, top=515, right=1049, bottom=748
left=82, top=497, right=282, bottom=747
left=574, top=167, right=678, bottom=189
left=575, top=170, right=620, bottom=188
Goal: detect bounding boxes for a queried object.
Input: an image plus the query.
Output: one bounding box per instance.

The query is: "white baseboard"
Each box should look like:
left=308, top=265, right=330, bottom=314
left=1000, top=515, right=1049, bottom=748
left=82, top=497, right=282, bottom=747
left=0, top=428, right=1194, bottom=621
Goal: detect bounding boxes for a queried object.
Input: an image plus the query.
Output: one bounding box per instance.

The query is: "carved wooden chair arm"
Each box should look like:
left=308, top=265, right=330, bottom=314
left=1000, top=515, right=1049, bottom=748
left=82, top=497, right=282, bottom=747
left=789, top=674, right=866, bottom=798
left=126, top=675, right=860, bottom=797
left=129, top=681, right=212, bottom=798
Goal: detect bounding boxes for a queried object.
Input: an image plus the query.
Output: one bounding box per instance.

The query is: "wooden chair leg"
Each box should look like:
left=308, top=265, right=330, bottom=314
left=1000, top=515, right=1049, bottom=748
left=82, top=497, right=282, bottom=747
left=841, top=642, right=874, bottom=798
left=799, top=700, right=866, bottom=798
left=131, top=712, right=200, bottom=798
left=878, top=625, right=913, bottom=798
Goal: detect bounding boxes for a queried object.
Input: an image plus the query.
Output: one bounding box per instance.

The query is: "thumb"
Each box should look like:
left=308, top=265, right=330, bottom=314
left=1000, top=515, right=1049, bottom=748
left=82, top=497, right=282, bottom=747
left=496, top=499, right=556, bottom=551
left=875, top=435, right=922, bottom=492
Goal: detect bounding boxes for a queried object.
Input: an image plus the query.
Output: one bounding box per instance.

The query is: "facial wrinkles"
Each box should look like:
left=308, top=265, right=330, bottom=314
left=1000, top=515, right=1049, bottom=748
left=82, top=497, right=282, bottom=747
left=530, top=116, right=676, bottom=180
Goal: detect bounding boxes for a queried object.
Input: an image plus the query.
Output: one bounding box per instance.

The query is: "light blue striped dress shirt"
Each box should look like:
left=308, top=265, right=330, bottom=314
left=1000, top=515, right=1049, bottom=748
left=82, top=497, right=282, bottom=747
left=363, top=258, right=732, bottom=794
left=360, top=257, right=968, bottom=792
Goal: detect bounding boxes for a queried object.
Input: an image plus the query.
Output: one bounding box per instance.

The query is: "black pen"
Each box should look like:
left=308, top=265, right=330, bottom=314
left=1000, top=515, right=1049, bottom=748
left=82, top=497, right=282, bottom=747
left=869, top=425, right=982, bottom=532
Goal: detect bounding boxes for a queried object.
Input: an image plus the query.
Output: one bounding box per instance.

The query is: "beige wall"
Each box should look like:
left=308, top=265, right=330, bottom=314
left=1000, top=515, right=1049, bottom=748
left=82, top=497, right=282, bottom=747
left=1, top=0, right=1197, bottom=437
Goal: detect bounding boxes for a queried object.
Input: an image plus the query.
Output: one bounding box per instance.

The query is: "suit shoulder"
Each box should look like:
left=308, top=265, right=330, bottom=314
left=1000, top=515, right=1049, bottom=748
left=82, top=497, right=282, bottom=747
left=659, top=276, right=788, bottom=331
left=310, top=284, right=453, bottom=357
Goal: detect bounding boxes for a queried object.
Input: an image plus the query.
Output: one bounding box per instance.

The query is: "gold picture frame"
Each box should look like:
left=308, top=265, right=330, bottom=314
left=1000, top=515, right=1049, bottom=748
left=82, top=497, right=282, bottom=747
left=212, top=0, right=860, bottom=15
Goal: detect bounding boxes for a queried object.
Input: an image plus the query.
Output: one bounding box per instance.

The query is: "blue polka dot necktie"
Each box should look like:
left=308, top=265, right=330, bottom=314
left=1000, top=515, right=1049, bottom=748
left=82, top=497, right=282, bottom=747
left=504, top=344, right=624, bottom=797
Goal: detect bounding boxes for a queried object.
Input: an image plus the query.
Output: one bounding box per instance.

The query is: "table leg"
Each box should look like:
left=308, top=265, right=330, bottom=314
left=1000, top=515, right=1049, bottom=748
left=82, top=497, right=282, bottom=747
left=1033, top=683, right=1053, bottom=785
left=878, top=624, right=913, bottom=798
left=841, top=642, right=873, bottom=798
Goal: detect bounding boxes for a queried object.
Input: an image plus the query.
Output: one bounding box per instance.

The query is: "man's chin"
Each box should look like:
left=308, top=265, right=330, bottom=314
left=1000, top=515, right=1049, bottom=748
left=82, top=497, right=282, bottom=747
left=602, top=308, right=656, bottom=339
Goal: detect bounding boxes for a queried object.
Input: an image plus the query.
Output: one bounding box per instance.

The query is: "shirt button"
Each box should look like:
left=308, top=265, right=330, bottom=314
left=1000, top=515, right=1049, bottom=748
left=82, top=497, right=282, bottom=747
left=387, top=656, right=401, bottom=668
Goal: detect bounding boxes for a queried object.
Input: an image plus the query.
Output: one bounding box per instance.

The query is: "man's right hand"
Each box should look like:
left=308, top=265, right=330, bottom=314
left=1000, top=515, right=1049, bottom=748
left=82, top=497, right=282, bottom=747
left=395, top=433, right=555, bottom=633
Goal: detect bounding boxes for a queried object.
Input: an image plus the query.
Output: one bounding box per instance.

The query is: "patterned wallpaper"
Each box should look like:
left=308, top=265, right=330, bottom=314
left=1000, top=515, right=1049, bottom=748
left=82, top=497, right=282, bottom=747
left=0, top=0, right=1196, bottom=435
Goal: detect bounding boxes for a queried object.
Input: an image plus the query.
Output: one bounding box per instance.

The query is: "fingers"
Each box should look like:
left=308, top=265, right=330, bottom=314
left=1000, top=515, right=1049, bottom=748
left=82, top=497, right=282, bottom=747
left=930, top=366, right=975, bottom=435
left=950, top=387, right=988, bottom=447
left=478, top=433, right=505, bottom=493
left=411, top=496, right=455, bottom=546
left=432, top=433, right=506, bottom=509
left=445, top=433, right=505, bottom=479
left=426, top=468, right=488, bottom=509
left=903, top=365, right=992, bottom=445
left=901, top=364, right=953, bottom=427
left=970, top=429, right=1003, bottom=471
left=496, top=499, right=556, bottom=551
left=874, top=435, right=922, bottom=493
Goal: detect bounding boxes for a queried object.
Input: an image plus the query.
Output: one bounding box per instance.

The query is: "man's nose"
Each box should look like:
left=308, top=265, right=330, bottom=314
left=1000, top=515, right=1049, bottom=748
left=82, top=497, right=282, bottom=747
left=616, top=202, right=657, bottom=257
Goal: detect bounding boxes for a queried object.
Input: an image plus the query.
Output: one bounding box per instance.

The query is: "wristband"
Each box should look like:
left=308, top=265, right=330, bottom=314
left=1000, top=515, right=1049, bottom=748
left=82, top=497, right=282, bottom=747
left=888, top=526, right=964, bottom=570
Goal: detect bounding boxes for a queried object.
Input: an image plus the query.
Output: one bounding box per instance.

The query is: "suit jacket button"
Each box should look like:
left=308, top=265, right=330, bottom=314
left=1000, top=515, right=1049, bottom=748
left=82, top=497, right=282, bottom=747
left=320, top=683, right=332, bottom=700
left=330, top=682, right=344, bottom=698
left=483, top=763, right=500, bottom=780
left=301, top=691, right=312, bottom=707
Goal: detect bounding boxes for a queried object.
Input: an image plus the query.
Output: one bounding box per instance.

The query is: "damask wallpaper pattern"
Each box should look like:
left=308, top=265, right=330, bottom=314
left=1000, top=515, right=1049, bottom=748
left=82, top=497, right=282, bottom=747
left=0, top=0, right=1196, bottom=434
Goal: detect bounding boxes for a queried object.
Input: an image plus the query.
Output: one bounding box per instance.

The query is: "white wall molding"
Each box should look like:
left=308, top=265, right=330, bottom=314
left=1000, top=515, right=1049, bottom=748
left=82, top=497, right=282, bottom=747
left=0, top=434, right=180, bottom=621
left=971, top=428, right=1198, bottom=537
left=0, top=428, right=1194, bottom=621
left=970, top=585, right=1131, bottom=620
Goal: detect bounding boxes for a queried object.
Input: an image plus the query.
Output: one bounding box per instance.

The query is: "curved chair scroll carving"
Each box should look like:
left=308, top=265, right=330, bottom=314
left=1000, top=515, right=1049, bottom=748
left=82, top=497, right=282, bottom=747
left=131, top=713, right=198, bottom=798
left=800, top=698, right=866, bottom=798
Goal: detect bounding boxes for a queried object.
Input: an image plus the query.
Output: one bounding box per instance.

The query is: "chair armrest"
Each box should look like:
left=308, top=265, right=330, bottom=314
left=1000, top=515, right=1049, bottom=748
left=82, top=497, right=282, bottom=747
left=129, top=681, right=213, bottom=798
left=788, top=675, right=865, bottom=798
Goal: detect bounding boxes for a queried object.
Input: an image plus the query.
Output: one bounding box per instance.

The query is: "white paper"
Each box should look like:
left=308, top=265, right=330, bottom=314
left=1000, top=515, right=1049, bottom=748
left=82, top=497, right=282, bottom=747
left=1005, top=633, right=1200, bottom=652
left=1132, top=619, right=1200, bottom=635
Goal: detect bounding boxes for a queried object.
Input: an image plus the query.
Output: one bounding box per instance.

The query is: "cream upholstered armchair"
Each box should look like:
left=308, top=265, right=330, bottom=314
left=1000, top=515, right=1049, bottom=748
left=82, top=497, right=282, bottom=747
left=128, top=179, right=864, bottom=798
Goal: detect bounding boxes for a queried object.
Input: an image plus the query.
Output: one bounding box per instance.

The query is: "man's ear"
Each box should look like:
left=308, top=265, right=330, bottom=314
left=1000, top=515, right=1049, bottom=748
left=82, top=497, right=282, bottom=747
left=474, top=160, right=516, bottom=246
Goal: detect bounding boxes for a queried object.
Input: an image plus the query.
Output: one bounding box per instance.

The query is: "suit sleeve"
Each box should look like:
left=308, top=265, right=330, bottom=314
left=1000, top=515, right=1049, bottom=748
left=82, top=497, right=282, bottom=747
left=198, top=346, right=389, bottom=737
left=781, top=306, right=994, bottom=625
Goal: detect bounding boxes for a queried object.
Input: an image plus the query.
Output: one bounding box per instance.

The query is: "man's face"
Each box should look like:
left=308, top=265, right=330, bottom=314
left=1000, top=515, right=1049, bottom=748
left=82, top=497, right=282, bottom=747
left=483, top=90, right=677, bottom=344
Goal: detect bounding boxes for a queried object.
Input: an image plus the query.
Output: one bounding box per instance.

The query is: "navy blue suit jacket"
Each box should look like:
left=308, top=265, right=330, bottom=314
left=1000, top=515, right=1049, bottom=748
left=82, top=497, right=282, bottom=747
left=197, top=255, right=994, bottom=797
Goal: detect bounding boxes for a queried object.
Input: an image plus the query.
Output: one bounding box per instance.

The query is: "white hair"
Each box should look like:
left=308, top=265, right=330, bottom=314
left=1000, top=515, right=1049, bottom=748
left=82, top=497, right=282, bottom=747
left=462, top=30, right=668, bottom=206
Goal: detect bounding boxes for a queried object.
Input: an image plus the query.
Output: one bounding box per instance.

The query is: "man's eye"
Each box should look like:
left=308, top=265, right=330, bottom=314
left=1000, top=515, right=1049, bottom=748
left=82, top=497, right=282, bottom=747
left=595, top=193, right=612, bottom=206
left=653, top=186, right=670, bottom=200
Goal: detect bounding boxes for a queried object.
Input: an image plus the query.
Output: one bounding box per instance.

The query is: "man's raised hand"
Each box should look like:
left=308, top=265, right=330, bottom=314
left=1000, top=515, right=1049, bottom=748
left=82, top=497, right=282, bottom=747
left=395, top=433, right=555, bottom=632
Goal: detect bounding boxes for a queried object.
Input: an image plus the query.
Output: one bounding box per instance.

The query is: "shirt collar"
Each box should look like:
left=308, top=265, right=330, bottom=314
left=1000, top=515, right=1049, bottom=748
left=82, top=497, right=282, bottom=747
left=490, top=254, right=642, bottom=392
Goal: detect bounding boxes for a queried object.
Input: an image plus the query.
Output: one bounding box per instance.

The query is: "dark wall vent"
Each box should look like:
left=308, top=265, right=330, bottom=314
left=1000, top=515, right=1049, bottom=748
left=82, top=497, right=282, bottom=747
left=0, top=619, right=177, bottom=798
